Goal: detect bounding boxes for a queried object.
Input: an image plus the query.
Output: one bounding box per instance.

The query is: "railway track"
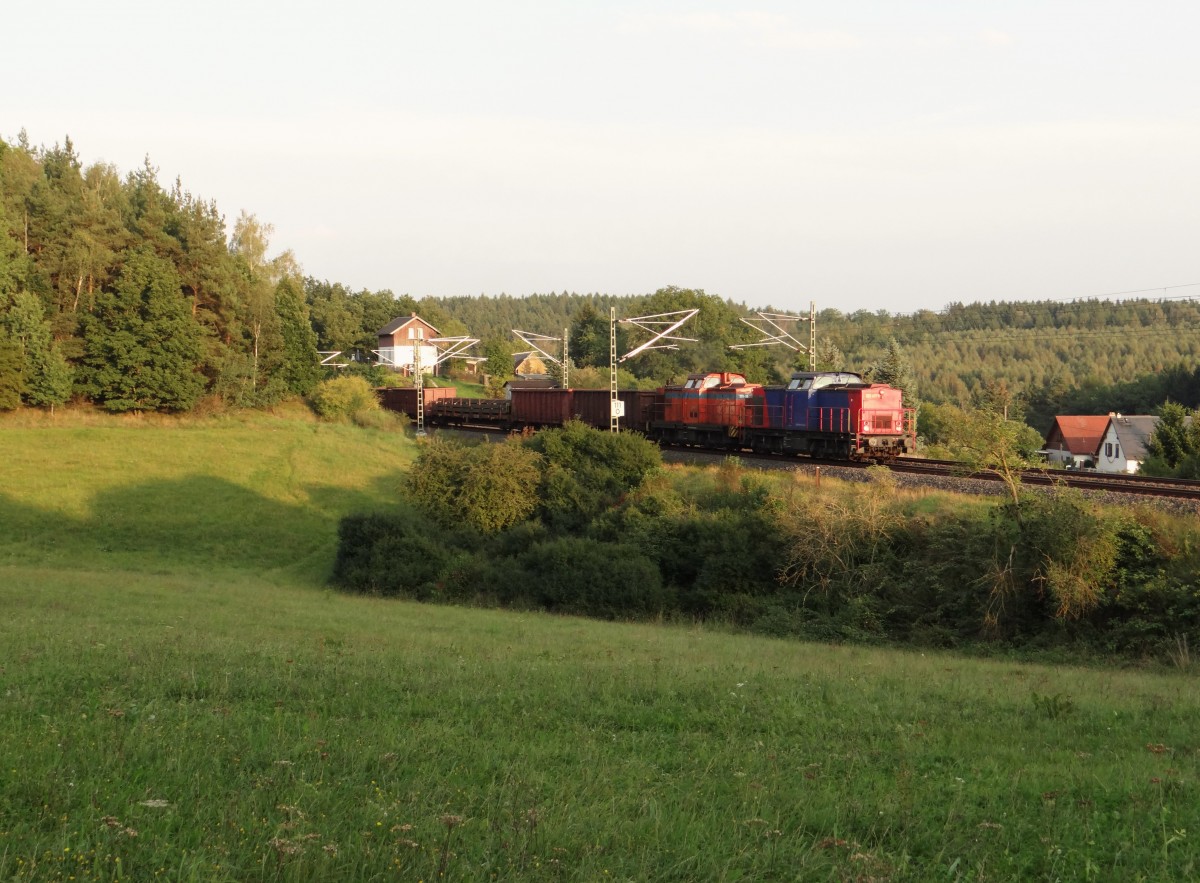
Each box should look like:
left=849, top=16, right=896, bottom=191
left=889, top=457, right=1200, bottom=501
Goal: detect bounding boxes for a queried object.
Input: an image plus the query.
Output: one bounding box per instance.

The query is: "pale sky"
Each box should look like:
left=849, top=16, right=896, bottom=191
left=5, top=0, right=1198, bottom=314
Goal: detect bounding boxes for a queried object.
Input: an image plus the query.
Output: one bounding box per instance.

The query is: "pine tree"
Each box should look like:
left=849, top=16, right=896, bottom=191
left=1, top=291, right=73, bottom=409
left=0, top=330, right=23, bottom=409
left=569, top=303, right=609, bottom=368
left=274, top=277, right=322, bottom=395
left=869, top=337, right=920, bottom=412
left=80, top=246, right=204, bottom=411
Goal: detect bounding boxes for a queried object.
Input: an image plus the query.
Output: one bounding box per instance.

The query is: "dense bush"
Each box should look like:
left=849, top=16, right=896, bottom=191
left=525, top=420, right=662, bottom=528
left=333, top=508, right=477, bottom=599
left=406, top=436, right=543, bottom=533
left=513, top=537, right=669, bottom=618
left=308, top=375, right=381, bottom=421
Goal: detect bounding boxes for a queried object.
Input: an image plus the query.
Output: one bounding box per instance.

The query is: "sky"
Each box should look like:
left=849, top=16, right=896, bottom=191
left=5, top=0, right=1199, bottom=315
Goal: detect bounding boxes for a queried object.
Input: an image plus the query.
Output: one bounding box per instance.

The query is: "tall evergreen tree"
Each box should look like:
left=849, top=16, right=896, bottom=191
left=80, top=246, right=204, bottom=411
left=869, top=337, right=920, bottom=412
left=1, top=290, right=73, bottom=409
left=569, top=303, right=609, bottom=368
left=274, top=277, right=322, bottom=395
left=0, top=329, right=23, bottom=409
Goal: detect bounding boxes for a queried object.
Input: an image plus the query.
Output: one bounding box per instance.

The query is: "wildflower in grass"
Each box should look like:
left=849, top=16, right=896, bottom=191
left=269, top=837, right=303, bottom=858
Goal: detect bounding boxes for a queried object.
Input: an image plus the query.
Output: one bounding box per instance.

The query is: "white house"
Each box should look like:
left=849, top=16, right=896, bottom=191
left=1095, top=414, right=1159, bottom=474
left=375, top=314, right=441, bottom=375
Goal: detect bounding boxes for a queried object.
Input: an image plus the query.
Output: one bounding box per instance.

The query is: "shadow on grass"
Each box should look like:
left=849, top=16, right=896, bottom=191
left=0, top=470, right=409, bottom=584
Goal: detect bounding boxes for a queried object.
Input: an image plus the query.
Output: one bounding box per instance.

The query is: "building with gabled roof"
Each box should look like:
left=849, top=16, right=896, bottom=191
left=376, top=313, right=441, bottom=375
left=1096, top=414, right=1159, bottom=474
left=512, top=351, right=548, bottom=378
left=1043, top=415, right=1110, bottom=469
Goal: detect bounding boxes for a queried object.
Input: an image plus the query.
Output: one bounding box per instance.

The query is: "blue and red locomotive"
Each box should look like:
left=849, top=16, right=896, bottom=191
left=392, top=370, right=915, bottom=461
left=643, top=370, right=915, bottom=459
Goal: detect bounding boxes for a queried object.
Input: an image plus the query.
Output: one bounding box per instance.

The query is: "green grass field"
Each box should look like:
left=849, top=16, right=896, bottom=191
left=1, top=411, right=1197, bottom=881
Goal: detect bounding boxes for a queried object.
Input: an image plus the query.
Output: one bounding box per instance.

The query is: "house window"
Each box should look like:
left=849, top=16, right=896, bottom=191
left=1105, top=442, right=1113, bottom=458
left=1115, top=444, right=1120, bottom=459
left=407, top=328, right=415, bottom=339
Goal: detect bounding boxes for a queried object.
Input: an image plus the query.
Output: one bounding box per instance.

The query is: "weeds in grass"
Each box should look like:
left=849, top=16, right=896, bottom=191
left=1030, top=691, right=1076, bottom=719
left=1168, top=632, right=1192, bottom=671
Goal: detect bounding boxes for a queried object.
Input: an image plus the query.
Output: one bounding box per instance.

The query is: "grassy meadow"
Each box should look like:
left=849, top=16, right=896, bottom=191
left=1, top=410, right=1197, bottom=882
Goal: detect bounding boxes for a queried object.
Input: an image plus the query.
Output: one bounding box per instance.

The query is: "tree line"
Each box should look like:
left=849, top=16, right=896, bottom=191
left=5, top=133, right=1200, bottom=431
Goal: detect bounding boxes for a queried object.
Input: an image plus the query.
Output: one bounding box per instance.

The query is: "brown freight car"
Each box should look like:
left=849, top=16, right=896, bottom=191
left=567, top=389, right=657, bottom=432
left=377, top=386, right=458, bottom=416
left=509, top=389, right=574, bottom=427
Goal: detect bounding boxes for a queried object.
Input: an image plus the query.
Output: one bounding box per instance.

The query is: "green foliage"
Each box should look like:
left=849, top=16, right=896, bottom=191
left=406, top=437, right=543, bottom=534
left=984, top=491, right=1123, bottom=627
left=778, top=477, right=903, bottom=614
left=523, top=420, right=661, bottom=527
left=0, top=290, right=73, bottom=409
left=79, top=246, right=205, bottom=412
left=273, top=277, right=322, bottom=395
left=940, top=406, right=1039, bottom=503
left=1029, top=691, right=1076, bottom=719
left=814, top=338, right=845, bottom=371
left=867, top=337, right=919, bottom=411
left=308, top=374, right=380, bottom=421
left=482, top=337, right=515, bottom=379
left=333, top=508, right=472, bottom=598
left=341, top=360, right=393, bottom=387
left=568, top=302, right=610, bottom=368
left=1142, top=401, right=1200, bottom=478
left=0, top=328, right=24, bottom=409
left=513, top=537, right=668, bottom=618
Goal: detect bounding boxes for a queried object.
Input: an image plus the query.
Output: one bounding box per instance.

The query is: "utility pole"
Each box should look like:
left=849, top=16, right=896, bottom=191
left=562, top=326, right=569, bottom=389
left=610, top=308, right=618, bottom=433
left=413, top=338, right=425, bottom=437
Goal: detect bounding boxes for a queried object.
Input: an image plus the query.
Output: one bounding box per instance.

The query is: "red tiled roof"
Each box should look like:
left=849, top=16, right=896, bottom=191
left=1046, top=415, right=1110, bottom=455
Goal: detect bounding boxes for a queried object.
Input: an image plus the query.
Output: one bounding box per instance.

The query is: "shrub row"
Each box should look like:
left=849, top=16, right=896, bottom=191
left=334, top=430, right=1200, bottom=660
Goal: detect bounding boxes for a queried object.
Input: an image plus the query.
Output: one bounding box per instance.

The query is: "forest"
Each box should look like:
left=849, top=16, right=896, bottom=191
left=4, top=133, right=1200, bottom=434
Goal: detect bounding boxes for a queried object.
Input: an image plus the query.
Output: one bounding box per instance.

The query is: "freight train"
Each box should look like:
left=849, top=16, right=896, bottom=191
left=379, top=370, right=916, bottom=461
